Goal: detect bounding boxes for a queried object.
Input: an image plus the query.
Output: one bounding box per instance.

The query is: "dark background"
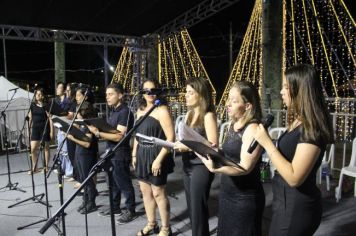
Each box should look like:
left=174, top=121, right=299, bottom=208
left=0, top=0, right=353, bottom=101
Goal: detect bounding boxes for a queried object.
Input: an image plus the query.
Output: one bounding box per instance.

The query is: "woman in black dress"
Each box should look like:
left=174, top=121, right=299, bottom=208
left=254, top=64, right=334, bottom=235
left=174, top=78, right=218, bottom=236
left=132, top=79, right=175, bottom=236
left=197, top=81, right=265, bottom=236
left=67, top=94, right=98, bottom=214
left=29, top=87, right=53, bottom=174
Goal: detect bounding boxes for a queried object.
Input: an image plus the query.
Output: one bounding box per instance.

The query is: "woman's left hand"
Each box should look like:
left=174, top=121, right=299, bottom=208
left=151, top=159, right=162, bottom=176
left=196, top=153, right=215, bottom=172
left=254, top=124, right=270, bottom=148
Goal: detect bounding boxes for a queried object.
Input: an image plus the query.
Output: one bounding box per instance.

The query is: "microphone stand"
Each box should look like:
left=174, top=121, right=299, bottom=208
left=0, top=89, right=25, bottom=192
left=8, top=92, right=48, bottom=208
left=39, top=99, right=162, bottom=235
left=45, top=88, right=89, bottom=236
left=17, top=99, right=61, bottom=234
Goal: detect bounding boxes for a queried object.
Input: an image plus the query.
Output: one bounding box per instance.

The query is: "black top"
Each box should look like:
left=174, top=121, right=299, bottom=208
left=55, top=96, right=71, bottom=112
left=31, top=103, right=48, bottom=129
left=220, top=123, right=263, bottom=196
left=135, top=116, right=174, bottom=178
left=181, top=126, right=206, bottom=165
left=277, top=126, right=326, bottom=196
left=69, top=101, right=76, bottom=113
left=75, top=126, right=98, bottom=158
left=106, top=104, right=134, bottom=159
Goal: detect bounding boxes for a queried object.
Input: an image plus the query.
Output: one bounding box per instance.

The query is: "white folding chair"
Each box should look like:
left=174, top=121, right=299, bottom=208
left=317, top=143, right=335, bottom=191
left=266, top=127, right=287, bottom=177
left=335, top=137, right=356, bottom=202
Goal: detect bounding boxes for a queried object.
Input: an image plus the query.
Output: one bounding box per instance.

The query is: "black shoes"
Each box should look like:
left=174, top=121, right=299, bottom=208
left=116, top=210, right=138, bottom=224
left=78, top=202, right=97, bottom=214
left=97, top=206, right=123, bottom=217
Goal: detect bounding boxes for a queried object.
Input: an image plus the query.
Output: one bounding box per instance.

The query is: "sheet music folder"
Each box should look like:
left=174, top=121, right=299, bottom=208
left=180, top=140, right=245, bottom=170
left=75, top=118, right=119, bottom=134
left=52, top=116, right=90, bottom=142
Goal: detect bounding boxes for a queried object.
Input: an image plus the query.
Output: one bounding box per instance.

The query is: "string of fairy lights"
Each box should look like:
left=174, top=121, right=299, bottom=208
left=111, top=0, right=354, bottom=141
left=217, top=0, right=263, bottom=121
left=284, top=0, right=355, bottom=141
left=111, top=29, right=215, bottom=120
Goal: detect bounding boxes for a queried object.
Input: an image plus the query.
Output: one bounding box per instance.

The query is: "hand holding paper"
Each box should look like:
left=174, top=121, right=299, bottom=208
left=136, top=133, right=175, bottom=149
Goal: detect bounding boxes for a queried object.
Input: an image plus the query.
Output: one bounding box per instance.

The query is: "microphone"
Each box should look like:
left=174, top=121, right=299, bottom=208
left=9, top=87, right=19, bottom=92
left=247, top=114, right=274, bottom=154
left=139, top=88, right=180, bottom=96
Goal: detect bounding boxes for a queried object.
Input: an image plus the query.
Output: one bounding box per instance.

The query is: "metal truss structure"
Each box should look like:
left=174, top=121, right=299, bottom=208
left=0, top=24, right=144, bottom=47
left=155, top=0, right=242, bottom=38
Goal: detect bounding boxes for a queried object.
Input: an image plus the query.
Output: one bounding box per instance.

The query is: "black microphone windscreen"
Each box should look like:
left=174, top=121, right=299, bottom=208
left=263, top=114, right=274, bottom=128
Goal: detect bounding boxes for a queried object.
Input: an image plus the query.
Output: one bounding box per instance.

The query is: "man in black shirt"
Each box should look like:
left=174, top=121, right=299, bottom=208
left=88, top=83, right=137, bottom=224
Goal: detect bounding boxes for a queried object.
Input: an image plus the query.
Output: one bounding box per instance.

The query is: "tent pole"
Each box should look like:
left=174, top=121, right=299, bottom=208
left=2, top=28, right=7, bottom=79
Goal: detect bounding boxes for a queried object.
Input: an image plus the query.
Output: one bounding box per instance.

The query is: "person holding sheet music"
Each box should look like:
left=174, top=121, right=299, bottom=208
left=253, top=64, right=334, bottom=235
left=67, top=100, right=98, bottom=214
left=174, top=77, right=218, bottom=236
left=132, top=79, right=175, bottom=236
left=54, top=82, right=73, bottom=178
left=87, top=83, right=137, bottom=224
left=28, top=87, right=54, bottom=174
left=66, top=83, right=80, bottom=186
left=197, top=81, right=265, bottom=236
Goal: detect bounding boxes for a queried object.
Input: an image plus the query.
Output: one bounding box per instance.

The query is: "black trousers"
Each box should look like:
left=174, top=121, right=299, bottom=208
left=183, top=163, right=214, bottom=236
left=111, top=158, right=136, bottom=213
left=77, top=154, right=96, bottom=202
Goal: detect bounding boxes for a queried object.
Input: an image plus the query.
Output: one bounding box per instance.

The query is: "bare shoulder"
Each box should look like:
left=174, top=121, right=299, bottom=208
left=204, top=111, right=216, bottom=120
left=156, top=105, right=170, bottom=114
left=243, top=123, right=259, bottom=137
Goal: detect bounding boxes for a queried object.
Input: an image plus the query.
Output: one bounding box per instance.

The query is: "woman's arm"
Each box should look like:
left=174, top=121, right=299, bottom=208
left=200, top=123, right=262, bottom=176
left=48, top=114, right=54, bottom=140
left=255, top=124, right=321, bottom=187
left=204, top=112, right=219, bottom=145
left=155, top=106, right=175, bottom=162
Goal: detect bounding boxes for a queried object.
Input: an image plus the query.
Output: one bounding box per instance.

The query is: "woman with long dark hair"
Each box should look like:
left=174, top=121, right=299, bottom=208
left=28, top=87, right=53, bottom=174
left=254, top=64, right=334, bottom=235
left=174, top=77, right=218, bottom=236
left=132, top=79, right=175, bottom=236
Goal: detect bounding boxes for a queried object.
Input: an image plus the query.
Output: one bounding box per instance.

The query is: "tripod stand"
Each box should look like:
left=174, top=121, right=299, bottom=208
left=39, top=99, right=162, bottom=235
left=0, top=89, right=25, bottom=193
left=17, top=98, right=61, bottom=234
left=9, top=96, right=48, bottom=208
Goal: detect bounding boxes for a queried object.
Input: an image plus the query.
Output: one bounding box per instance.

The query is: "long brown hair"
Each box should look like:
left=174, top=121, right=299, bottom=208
left=285, top=64, right=334, bottom=143
left=185, top=77, right=215, bottom=127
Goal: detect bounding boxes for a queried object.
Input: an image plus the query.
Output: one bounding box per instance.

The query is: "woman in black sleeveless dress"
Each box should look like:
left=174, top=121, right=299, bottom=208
left=254, top=64, right=334, bottom=235
left=197, top=81, right=265, bottom=236
left=132, top=79, right=175, bottom=236
left=29, top=87, right=53, bottom=174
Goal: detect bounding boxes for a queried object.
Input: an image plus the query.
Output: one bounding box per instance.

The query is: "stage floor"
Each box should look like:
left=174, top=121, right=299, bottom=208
left=1, top=143, right=355, bottom=236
